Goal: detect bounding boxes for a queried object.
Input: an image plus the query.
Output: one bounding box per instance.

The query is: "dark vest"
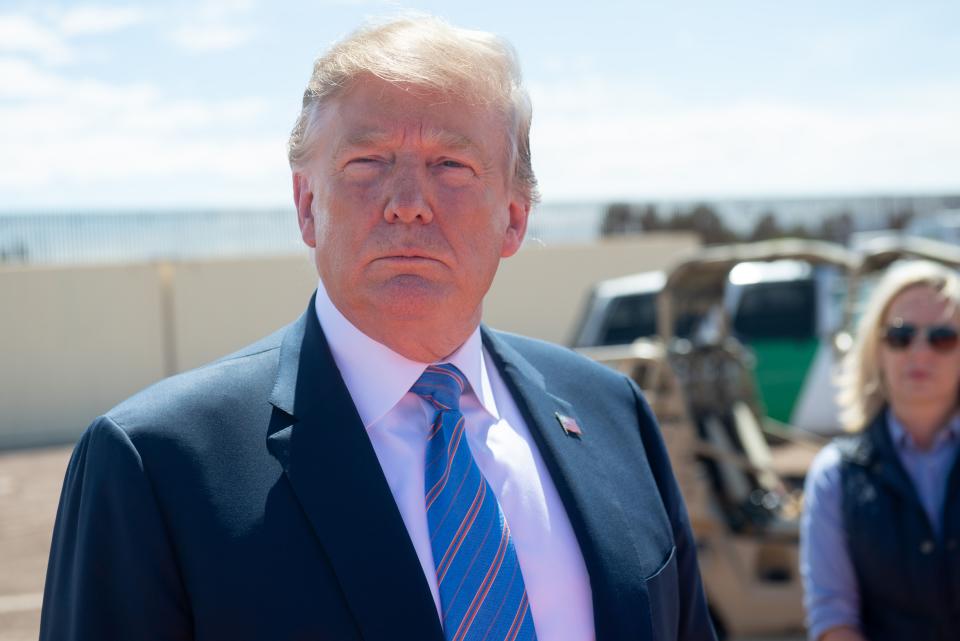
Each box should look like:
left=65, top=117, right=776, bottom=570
left=837, top=411, right=960, bottom=641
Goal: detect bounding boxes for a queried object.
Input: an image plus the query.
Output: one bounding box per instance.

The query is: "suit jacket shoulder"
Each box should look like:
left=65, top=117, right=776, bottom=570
left=105, top=323, right=288, bottom=442
left=490, top=329, right=633, bottom=385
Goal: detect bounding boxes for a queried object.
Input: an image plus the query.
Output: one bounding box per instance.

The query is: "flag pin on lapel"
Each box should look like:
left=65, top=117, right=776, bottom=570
left=555, top=412, right=583, bottom=438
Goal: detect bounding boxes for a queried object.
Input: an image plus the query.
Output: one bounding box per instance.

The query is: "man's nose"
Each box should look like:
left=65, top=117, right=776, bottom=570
left=384, top=165, right=433, bottom=224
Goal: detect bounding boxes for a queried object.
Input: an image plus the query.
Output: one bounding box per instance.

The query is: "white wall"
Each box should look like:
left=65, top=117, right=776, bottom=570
left=0, top=264, right=167, bottom=447
left=170, top=256, right=317, bottom=372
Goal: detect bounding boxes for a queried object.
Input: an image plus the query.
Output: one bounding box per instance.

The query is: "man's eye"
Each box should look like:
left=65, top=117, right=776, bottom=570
left=438, top=159, right=470, bottom=170
left=343, top=157, right=385, bottom=173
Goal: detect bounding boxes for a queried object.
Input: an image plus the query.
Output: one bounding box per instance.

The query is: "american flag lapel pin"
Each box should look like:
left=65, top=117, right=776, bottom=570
left=555, top=412, right=583, bottom=438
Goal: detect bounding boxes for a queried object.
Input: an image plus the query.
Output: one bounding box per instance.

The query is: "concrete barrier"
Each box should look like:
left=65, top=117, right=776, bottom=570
left=170, top=256, right=317, bottom=372
left=0, top=264, right=166, bottom=448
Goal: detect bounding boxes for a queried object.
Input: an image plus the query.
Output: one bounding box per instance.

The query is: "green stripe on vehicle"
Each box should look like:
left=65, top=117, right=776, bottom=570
left=746, top=338, right=820, bottom=424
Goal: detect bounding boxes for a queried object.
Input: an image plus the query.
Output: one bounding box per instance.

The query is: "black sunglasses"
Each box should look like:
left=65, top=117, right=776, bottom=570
left=882, top=323, right=960, bottom=352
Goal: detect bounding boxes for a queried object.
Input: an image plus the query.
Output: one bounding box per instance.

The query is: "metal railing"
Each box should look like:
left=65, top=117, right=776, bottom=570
left=0, top=209, right=304, bottom=265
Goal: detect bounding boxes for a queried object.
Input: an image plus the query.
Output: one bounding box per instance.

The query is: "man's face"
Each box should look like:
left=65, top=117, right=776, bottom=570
left=293, top=76, right=529, bottom=356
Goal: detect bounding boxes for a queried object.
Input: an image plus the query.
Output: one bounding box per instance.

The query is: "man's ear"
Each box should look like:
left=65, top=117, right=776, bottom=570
left=293, top=172, right=317, bottom=248
left=500, top=195, right=530, bottom=258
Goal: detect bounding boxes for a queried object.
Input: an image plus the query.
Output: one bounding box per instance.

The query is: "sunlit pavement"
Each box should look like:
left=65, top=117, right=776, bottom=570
left=0, top=445, right=806, bottom=641
left=0, top=446, right=70, bottom=641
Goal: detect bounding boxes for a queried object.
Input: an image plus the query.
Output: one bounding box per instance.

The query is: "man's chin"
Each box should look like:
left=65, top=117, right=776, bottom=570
left=368, top=277, right=459, bottom=319
left=353, top=279, right=482, bottom=359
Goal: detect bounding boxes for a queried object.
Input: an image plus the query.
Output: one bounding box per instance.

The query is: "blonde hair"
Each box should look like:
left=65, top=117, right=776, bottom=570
left=838, top=260, right=960, bottom=430
left=287, top=14, right=538, bottom=205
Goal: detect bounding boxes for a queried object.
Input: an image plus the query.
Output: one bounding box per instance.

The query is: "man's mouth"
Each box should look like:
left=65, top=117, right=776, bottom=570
left=378, top=249, right=443, bottom=262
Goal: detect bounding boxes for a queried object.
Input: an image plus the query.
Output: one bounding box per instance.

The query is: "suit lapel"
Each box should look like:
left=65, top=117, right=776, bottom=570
left=266, top=298, right=443, bottom=641
left=482, top=328, right=650, bottom=641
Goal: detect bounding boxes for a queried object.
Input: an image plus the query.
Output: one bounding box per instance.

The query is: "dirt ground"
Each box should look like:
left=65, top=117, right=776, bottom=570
left=0, top=445, right=804, bottom=641
left=0, top=446, right=71, bottom=641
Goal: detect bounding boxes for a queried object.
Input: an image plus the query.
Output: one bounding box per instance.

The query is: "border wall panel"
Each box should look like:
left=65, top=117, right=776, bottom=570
left=170, top=256, right=318, bottom=372
left=0, top=264, right=166, bottom=447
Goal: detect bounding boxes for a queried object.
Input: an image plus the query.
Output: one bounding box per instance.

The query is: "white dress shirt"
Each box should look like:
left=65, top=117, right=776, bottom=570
left=314, top=279, right=594, bottom=641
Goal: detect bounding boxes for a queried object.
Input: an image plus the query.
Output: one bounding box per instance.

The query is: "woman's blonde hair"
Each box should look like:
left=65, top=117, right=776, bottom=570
left=837, top=260, right=960, bottom=431
left=287, top=14, right=538, bottom=205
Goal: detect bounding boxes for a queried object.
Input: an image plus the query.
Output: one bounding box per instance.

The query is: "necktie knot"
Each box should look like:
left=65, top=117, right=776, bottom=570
left=411, top=363, right=466, bottom=413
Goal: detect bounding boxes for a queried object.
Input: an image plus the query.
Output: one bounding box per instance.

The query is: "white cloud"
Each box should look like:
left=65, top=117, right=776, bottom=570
left=529, top=79, right=960, bottom=199
left=196, top=0, right=257, bottom=19
left=0, top=14, right=70, bottom=63
left=0, top=59, right=286, bottom=209
left=0, top=57, right=62, bottom=97
left=0, top=2, right=280, bottom=209
left=166, top=0, right=256, bottom=53
left=0, top=6, right=147, bottom=66
left=0, top=56, right=161, bottom=106
left=56, top=6, right=148, bottom=36
left=170, top=24, right=253, bottom=52
left=313, top=0, right=391, bottom=6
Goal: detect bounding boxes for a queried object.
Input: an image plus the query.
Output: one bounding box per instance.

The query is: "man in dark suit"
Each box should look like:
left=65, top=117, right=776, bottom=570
left=41, top=15, right=716, bottom=641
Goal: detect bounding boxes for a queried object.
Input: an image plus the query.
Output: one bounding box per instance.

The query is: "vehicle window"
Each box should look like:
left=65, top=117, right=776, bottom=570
left=732, top=280, right=816, bottom=340
left=674, top=313, right=700, bottom=339
left=599, top=293, right=657, bottom=345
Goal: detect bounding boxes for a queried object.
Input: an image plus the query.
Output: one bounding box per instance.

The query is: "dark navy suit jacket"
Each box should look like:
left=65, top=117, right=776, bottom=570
left=40, top=296, right=716, bottom=641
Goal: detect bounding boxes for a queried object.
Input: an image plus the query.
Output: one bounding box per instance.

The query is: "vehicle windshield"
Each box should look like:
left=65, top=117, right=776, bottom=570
left=732, top=280, right=816, bottom=340
left=598, top=293, right=657, bottom=345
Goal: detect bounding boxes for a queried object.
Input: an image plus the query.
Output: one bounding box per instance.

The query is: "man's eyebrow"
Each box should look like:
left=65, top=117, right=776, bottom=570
left=334, top=130, right=392, bottom=156
left=428, top=130, right=480, bottom=153
left=334, top=129, right=482, bottom=155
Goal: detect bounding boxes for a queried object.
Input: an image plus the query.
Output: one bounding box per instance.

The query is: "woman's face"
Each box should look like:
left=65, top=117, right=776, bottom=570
left=879, top=285, right=960, bottom=416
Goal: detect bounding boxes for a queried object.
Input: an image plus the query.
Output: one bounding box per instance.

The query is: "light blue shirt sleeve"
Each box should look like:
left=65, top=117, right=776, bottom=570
left=800, top=443, right=861, bottom=641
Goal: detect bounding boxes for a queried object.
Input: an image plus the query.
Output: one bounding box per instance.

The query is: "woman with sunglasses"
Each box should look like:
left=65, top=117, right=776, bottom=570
left=801, top=260, right=960, bottom=641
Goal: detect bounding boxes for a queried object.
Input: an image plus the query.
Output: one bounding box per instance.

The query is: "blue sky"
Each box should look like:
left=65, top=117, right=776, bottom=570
left=1, top=0, right=958, bottom=210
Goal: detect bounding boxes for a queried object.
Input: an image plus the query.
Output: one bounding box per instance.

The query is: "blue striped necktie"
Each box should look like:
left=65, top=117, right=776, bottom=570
left=412, top=364, right=537, bottom=641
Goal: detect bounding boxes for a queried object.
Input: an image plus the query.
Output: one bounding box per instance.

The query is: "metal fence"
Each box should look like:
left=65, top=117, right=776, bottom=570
left=0, top=204, right=613, bottom=266
left=0, top=209, right=304, bottom=266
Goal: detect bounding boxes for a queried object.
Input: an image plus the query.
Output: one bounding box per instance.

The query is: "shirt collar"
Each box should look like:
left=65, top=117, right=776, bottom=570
left=313, top=278, right=500, bottom=429
left=886, top=407, right=960, bottom=450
